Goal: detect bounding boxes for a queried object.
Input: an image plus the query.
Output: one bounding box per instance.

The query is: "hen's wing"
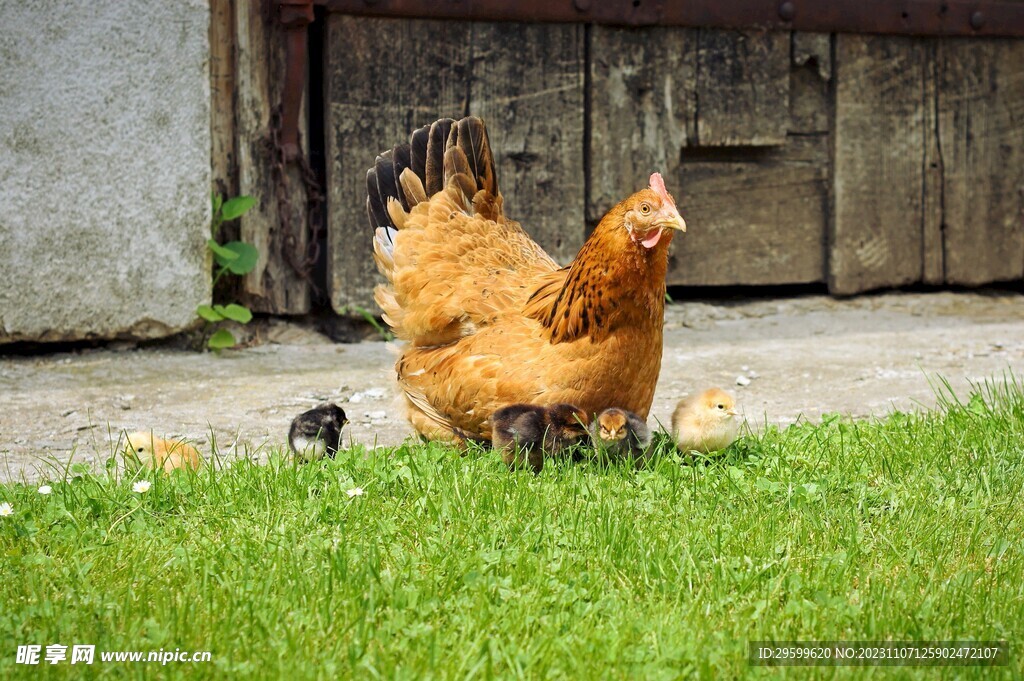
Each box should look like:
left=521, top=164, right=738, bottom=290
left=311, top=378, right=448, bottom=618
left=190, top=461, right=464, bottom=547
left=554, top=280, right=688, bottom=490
left=369, top=117, right=561, bottom=348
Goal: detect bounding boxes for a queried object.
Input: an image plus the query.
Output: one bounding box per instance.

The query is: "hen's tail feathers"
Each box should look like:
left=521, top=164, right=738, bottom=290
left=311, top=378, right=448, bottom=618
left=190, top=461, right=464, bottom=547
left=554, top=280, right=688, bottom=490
left=366, top=117, right=499, bottom=246
left=369, top=116, right=517, bottom=343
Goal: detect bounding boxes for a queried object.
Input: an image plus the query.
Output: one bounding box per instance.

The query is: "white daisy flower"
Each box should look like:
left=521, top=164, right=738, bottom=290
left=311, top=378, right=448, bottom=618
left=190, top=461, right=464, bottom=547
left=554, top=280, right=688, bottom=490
left=0, top=502, right=13, bottom=517
left=132, top=480, right=152, bottom=494
left=346, top=487, right=364, bottom=498
left=38, top=485, right=52, bottom=495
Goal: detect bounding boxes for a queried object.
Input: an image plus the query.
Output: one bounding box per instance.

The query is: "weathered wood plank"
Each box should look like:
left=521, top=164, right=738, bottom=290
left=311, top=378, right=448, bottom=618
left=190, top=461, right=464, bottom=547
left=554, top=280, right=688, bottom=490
left=235, top=0, right=311, bottom=313
left=470, top=23, right=586, bottom=264
left=789, top=32, right=831, bottom=135
left=670, top=136, right=828, bottom=286
left=590, top=27, right=825, bottom=287
left=325, top=16, right=470, bottom=312
left=588, top=26, right=698, bottom=222
left=922, top=41, right=944, bottom=284
left=209, top=0, right=237, bottom=199
left=696, top=29, right=789, bottom=146
left=938, top=38, right=1024, bottom=285
left=830, top=35, right=931, bottom=295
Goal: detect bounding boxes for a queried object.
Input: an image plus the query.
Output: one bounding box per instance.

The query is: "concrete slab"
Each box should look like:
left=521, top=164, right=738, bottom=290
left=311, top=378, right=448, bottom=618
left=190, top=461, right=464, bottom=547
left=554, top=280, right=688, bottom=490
left=0, top=0, right=211, bottom=343
left=2, top=291, right=1022, bottom=481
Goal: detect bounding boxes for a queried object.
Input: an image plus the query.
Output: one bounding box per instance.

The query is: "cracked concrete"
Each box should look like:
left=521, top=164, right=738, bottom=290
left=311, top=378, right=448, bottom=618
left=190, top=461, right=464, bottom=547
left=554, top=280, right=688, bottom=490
left=1, top=290, right=1022, bottom=481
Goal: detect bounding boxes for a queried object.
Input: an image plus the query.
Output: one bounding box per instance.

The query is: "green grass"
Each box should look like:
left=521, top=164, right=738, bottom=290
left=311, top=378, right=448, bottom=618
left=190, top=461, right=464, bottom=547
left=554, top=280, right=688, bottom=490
left=2, top=378, right=1023, bottom=679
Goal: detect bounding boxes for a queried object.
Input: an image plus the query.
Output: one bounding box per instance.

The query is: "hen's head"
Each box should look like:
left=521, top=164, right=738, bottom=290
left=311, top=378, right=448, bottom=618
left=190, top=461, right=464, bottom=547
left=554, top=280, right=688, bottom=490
left=619, top=173, right=686, bottom=250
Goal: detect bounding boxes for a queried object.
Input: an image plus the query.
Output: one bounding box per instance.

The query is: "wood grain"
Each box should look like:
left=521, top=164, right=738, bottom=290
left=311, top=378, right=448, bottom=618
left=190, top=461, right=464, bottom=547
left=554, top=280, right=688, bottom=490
left=470, top=23, right=586, bottom=265
left=209, top=0, right=237, bottom=199
left=588, top=25, right=698, bottom=222
left=235, top=0, right=311, bottom=313
left=938, top=38, right=1024, bottom=285
left=670, top=137, right=827, bottom=286
left=696, top=29, right=789, bottom=146
left=325, top=16, right=470, bottom=312
left=830, top=35, right=931, bottom=295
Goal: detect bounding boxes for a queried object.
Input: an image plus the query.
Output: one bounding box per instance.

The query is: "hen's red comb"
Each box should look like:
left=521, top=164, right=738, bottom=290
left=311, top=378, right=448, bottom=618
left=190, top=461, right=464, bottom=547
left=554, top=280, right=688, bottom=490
left=649, top=172, right=676, bottom=208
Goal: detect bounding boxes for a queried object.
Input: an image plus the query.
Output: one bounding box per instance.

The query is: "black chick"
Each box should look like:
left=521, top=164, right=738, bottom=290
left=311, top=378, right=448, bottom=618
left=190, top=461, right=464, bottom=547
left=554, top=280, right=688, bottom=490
left=544, top=403, right=591, bottom=457
left=288, top=403, right=348, bottom=462
left=590, top=407, right=652, bottom=465
left=491, top=403, right=589, bottom=473
left=492, top=404, right=548, bottom=473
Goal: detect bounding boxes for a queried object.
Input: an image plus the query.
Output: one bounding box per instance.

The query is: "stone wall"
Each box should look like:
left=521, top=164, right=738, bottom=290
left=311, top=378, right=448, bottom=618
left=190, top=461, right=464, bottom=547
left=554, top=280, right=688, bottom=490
left=0, top=0, right=211, bottom=343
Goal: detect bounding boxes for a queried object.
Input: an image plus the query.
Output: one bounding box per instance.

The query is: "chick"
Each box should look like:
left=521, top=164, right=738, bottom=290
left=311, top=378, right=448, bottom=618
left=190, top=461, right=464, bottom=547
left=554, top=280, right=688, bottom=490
left=671, top=388, right=741, bottom=454
left=124, top=432, right=202, bottom=473
left=492, top=404, right=548, bottom=473
left=590, top=407, right=651, bottom=464
left=543, top=403, right=591, bottom=456
left=288, top=403, right=348, bottom=462
left=491, top=403, right=589, bottom=473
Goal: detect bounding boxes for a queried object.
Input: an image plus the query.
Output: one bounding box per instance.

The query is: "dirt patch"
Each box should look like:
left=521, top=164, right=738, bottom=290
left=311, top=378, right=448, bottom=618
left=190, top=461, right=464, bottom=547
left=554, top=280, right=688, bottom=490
left=2, top=290, right=1022, bottom=481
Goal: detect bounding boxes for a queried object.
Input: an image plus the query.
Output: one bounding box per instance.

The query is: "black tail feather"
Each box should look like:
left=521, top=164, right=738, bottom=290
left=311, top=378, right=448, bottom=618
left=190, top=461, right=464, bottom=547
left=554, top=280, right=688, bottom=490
left=365, top=167, right=388, bottom=231
left=391, top=144, right=412, bottom=211
left=409, top=124, right=429, bottom=187
left=366, top=116, right=497, bottom=232
left=425, top=118, right=455, bottom=196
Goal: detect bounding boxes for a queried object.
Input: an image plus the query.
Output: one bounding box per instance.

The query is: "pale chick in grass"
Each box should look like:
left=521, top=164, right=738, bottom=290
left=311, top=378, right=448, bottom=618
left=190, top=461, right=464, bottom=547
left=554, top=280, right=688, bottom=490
left=590, top=407, right=652, bottom=464
left=124, top=432, right=202, bottom=473
left=671, top=388, right=741, bottom=454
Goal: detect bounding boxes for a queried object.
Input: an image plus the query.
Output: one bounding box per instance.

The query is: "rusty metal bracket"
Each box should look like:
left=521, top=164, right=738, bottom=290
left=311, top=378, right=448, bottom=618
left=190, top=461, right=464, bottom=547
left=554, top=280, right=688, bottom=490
left=318, top=0, right=1024, bottom=37
left=277, top=0, right=315, bottom=162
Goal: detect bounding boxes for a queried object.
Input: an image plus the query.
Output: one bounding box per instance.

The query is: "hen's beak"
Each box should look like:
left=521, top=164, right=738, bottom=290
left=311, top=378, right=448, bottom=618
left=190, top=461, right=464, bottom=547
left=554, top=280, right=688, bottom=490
left=727, top=409, right=739, bottom=417
left=657, top=208, right=686, bottom=233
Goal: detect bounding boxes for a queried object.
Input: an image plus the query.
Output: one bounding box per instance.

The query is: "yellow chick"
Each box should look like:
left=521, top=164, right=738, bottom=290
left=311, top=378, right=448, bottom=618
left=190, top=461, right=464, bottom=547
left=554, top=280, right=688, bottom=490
left=671, top=388, right=741, bottom=454
left=124, top=432, right=203, bottom=473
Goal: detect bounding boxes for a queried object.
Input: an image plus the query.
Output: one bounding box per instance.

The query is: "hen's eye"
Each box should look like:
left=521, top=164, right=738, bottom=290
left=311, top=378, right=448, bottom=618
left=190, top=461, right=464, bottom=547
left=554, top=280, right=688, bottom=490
left=639, top=202, right=652, bottom=215
left=717, top=404, right=724, bottom=410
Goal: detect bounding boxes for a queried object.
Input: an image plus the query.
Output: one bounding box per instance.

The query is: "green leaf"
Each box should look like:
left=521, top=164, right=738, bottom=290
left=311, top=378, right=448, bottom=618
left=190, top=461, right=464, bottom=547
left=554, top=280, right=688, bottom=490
left=196, top=304, right=224, bottom=322
left=221, top=196, right=257, bottom=221
left=211, top=193, right=223, bottom=216
left=220, top=241, right=259, bottom=275
left=207, top=329, right=237, bottom=350
left=213, top=304, right=253, bottom=324
left=207, top=239, right=239, bottom=263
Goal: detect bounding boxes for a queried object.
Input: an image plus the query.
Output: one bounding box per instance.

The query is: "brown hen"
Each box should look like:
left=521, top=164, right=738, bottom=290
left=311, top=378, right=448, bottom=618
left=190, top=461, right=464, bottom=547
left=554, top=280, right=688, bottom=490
left=368, top=117, right=686, bottom=442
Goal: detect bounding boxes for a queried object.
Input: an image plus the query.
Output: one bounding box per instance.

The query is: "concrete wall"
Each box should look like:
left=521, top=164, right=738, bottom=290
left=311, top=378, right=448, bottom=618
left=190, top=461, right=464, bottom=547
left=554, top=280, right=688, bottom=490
left=0, top=0, right=211, bottom=343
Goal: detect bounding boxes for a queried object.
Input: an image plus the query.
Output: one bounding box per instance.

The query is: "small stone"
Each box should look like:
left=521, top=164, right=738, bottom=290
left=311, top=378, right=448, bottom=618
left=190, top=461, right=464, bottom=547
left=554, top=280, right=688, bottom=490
left=367, top=410, right=387, bottom=420
left=735, top=375, right=752, bottom=387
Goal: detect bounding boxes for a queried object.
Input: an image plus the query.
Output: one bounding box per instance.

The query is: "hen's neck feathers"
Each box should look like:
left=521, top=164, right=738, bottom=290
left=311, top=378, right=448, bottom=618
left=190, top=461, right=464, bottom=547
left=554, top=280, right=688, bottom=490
left=525, top=204, right=673, bottom=344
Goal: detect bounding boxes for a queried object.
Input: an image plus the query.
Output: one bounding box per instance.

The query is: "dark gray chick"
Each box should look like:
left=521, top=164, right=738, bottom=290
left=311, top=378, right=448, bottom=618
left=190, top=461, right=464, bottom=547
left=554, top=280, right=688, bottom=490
left=492, top=403, right=548, bottom=473
left=288, top=403, right=348, bottom=462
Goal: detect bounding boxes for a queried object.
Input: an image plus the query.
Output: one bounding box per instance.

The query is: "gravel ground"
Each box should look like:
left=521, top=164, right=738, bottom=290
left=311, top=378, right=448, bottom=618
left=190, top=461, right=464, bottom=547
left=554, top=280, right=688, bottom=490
left=1, top=290, right=1022, bottom=481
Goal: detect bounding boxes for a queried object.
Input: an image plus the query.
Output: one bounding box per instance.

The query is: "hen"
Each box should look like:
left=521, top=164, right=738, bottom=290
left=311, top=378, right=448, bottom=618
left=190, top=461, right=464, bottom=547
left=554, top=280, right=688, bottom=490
left=368, top=116, right=686, bottom=442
